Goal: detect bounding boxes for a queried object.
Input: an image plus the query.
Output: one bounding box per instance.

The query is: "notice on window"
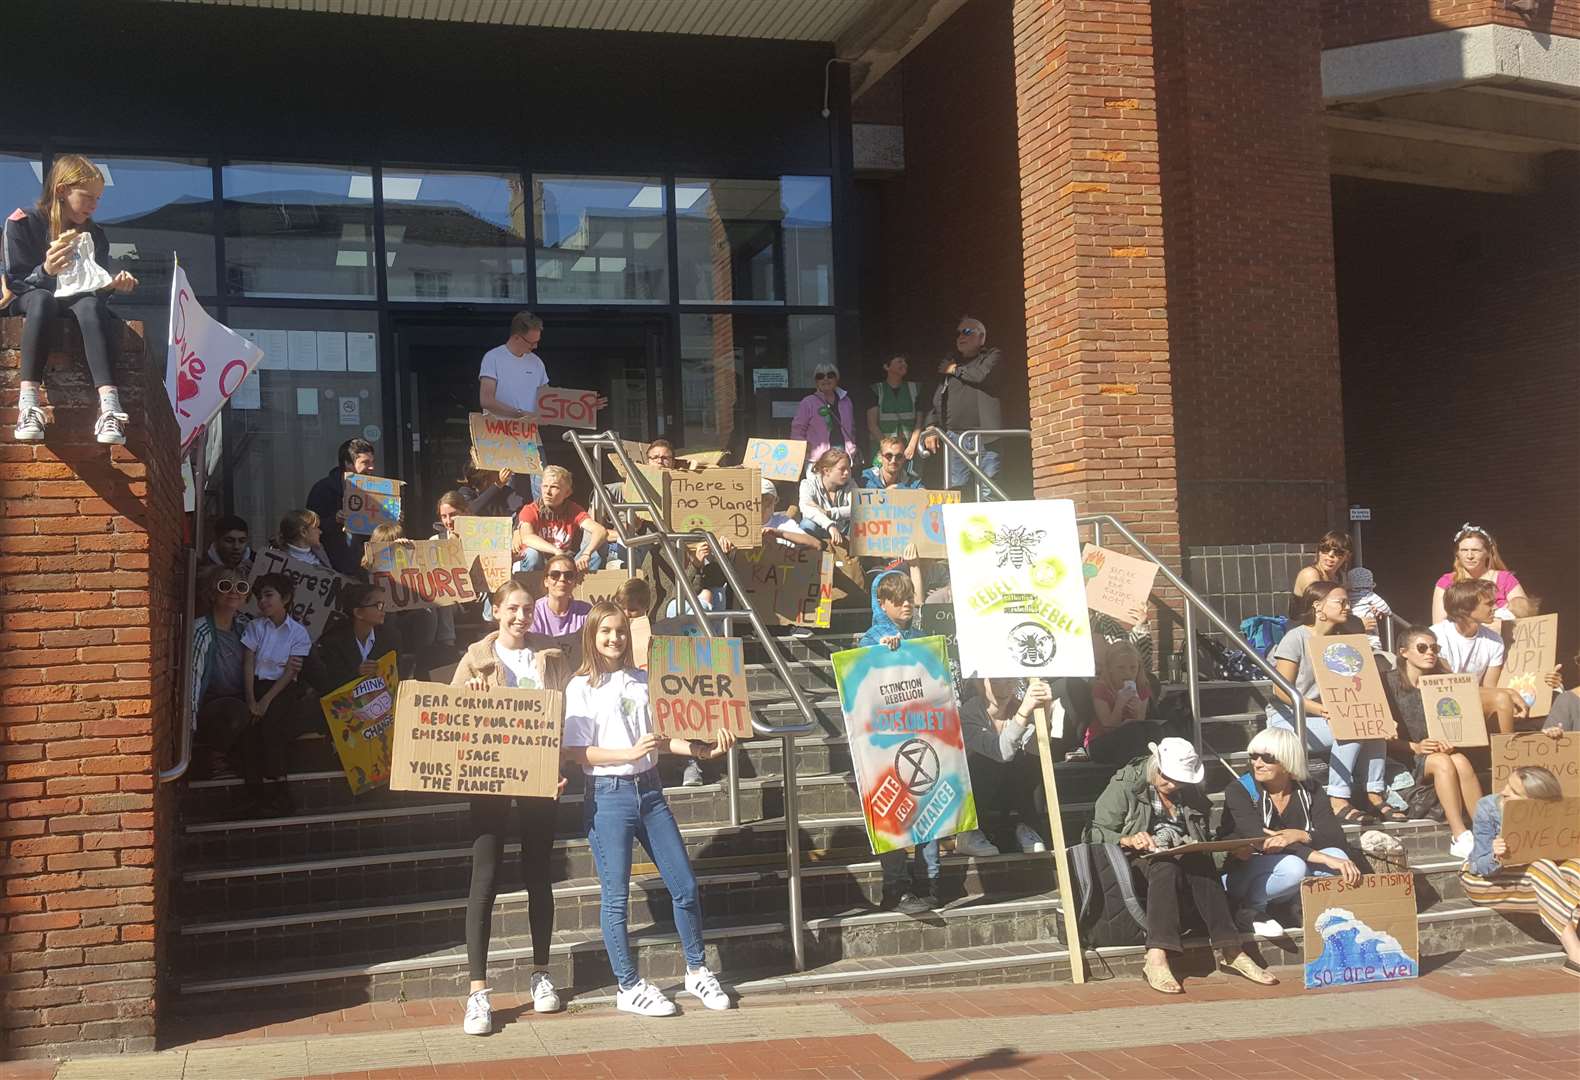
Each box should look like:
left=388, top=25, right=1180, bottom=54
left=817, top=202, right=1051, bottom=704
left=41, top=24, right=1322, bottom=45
left=348, top=332, right=379, bottom=373
left=338, top=394, right=361, bottom=426
left=316, top=331, right=348, bottom=372
left=296, top=387, right=320, bottom=416
left=230, top=371, right=261, bottom=411
left=287, top=330, right=318, bottom=371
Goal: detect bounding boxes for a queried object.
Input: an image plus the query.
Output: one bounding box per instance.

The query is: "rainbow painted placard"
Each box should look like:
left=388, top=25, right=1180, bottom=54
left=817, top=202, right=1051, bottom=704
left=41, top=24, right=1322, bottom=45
left=318, top=651, right=399, bottom=796
left=833, top=636, right=977, bottom=854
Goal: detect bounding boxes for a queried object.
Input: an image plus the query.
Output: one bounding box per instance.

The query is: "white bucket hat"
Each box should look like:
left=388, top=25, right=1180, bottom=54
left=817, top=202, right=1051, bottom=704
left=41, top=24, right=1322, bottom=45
left=1152, top=738, right=1204, bottom=785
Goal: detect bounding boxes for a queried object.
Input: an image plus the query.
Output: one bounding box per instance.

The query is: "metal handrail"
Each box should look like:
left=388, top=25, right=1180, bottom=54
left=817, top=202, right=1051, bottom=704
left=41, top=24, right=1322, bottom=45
left=563, top=431, right=818, bottom=971
left=920, top=425, right=1010, bottom=502
left=957, top=429, right=1032, bottom=503
left=161, top=430, right=206, bottom=784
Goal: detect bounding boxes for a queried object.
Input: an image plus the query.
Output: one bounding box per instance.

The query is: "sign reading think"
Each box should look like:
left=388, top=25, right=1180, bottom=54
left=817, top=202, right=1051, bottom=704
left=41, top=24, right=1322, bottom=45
left=1500, top=614, right=1559, bottom=718
left=1305, top=634, right=1396, bottom=741
left=943, top=500, right=1095, bottom=679
left=1418, top=673, right=1489, bottom=747
left=731, top=542, right=833, bottom=628
left=834, top=636, right=978, bottom=854
left=743, top=438, right=808, bottom=483
left=165, top=262, right=266, bottom=453
left=577, top=568, right=645, bottom=607
left=390, top=680, right=563, bottom=798
left=246, top=547, right=347, bottom=641
left=1499, top=797, right=1580, bottom=864
left=366, top=537, right=479, bottom=610
left=535, top=386, right=602, bottom=430
left=1301, top=872, right=1418, bottom=990
left=661, top=467, right=762, bottom=549
left=649, top=636, right=752, bottom=739
left=851, top=489, right=961, bottom=560
left=1081, top=544, right=1160, bottom=628
left=343, top=473, right=403, bottom=535
left=1491, top=733, right=1580, bottom=797
left=318, top=651, right=399, bottom=795
left=454, top=516, right=512, bottom=594
left=469, top=412, right=543, bottom=473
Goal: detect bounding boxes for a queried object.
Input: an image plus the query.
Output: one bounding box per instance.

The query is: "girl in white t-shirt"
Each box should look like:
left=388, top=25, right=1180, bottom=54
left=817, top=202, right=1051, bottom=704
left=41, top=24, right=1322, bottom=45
left=561, top=602, right=736, bottom=1017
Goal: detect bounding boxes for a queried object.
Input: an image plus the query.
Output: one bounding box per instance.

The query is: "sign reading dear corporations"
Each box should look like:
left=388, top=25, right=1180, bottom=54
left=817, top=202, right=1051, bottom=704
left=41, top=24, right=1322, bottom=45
left=366, top=537, right=478, bottom=610
left=535, top=386, right=601, bottom=430
left=342, top=473, right=403, bottom=535
left=469, top=412, right=543, bottom=473
left=851, top=489, right=960, bottom=560
left=649, top=636, right=752, bottom=739
left=1306, top=634, right=1396, bottom=741
left=390, top=680, right=563, bottom=798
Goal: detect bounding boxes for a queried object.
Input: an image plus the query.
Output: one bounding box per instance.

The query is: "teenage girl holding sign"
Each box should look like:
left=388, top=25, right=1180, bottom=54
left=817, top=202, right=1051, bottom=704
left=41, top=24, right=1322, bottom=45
left=561, top=601, right=736, bottom=1016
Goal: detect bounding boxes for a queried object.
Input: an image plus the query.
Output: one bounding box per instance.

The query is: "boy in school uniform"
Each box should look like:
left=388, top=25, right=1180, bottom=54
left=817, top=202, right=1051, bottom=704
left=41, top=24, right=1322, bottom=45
left=241, top=573, right=315, bottom=814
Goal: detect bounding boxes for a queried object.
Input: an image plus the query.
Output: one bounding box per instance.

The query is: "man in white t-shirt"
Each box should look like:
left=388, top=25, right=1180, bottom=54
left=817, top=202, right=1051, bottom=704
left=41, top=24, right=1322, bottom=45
left=479, top=311, right=550, bottom=420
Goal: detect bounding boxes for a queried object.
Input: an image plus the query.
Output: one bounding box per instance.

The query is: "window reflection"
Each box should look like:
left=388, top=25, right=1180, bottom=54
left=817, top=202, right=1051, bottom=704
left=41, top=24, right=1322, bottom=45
left=383, top=168, right=527, bottom=302
left=676, top=177, right=833, bottom=306
left=0, top=153, right=42, bottom=234
left=90, top=155, right=216, bottom=300
left=222, top=162, right=376, bottom=299
left=679, top=313, right=834, bottom=452
left=533, top=176, right=667, bottom=303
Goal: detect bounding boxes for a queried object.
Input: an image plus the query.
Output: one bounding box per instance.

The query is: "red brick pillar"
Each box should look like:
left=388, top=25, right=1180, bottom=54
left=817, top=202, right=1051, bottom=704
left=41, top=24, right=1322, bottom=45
left=1, top=317, right=183, bottom=1058
left=1011, top=0, right=1181, bottom=564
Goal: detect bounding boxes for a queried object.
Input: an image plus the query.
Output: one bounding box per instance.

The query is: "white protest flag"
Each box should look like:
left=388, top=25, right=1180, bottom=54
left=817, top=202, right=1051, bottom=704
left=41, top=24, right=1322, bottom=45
left=165, top=260, right=265, bottom=453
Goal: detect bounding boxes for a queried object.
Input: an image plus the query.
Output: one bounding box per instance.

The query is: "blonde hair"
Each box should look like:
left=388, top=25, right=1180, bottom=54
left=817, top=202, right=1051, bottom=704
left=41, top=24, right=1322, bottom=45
left=275, top=509, right=320, bottom=550
left=1513, top=766, right=1562, bottom=802
left=573, top=602, right=632, bottom=688
left=359, top=523, right=404, bottom=571
left=1099, top=641, right=1141, bottom=674
left=38, top=154, right=105, bottom=240
left=540, top=465, right=573, bottom=490
left=1246, top=726, right=1309, bottom=782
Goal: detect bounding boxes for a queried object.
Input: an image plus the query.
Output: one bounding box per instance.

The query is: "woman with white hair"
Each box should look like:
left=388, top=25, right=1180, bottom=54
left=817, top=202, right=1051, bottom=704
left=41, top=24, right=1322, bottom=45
left=789, top=362, right=859, bottom=469
left=1217, top=727, right=1361, bottom=938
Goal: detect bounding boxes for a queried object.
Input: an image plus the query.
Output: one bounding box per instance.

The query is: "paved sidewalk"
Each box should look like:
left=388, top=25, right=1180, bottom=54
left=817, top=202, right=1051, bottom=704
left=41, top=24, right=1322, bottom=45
left=9, top=964, right=1578, bottom=1079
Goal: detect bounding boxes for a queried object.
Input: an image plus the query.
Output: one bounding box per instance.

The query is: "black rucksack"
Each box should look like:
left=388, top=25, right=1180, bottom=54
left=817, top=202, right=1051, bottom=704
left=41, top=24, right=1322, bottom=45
left=1056, top=842, right=1148, bottom=949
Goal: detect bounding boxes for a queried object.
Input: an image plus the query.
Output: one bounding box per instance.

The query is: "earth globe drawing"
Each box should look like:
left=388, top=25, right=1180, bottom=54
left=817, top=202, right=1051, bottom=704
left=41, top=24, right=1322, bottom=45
left=1435, top=699, right=1462, bottom=722
left=1322, top=643, right=1365, bottom=678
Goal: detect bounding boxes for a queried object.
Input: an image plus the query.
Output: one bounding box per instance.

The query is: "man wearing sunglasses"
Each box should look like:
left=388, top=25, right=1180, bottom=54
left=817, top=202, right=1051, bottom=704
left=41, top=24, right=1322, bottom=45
left=922, top=316, right=1004, bottom=491
left=859, top=435, right=924, bottom=490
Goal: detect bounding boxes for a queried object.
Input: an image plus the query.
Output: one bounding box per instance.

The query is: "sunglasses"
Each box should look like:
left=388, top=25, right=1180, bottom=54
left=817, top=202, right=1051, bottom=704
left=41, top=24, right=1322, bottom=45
left=1248, top=752, right=1279, bottom=765
left=881, top=452, right=905, bottom=461
left=545, top=569, right=576, bottom=581
left=1412, top=643, right=1440, bottom=654
left=1317, top=544, right=1347, bottom=555
left=215, top=579, right=251, bottom=595
left=815, top=373, right=838, bottom=381
left=956, top=327, right=978, bottom=337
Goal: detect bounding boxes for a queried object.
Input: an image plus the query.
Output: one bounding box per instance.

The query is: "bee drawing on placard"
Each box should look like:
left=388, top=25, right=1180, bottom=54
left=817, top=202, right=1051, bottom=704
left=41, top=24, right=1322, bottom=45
left=989, top=525, right=1046, bottom=569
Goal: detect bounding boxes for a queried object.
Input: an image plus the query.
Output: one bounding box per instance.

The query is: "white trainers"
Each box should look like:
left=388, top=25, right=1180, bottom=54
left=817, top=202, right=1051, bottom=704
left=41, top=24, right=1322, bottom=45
left=462, top=988, right=492, bottom=1035
left=13, top=405, right=46, bottom=442
left=94, top=410, right=128, bottom=445
left=1015, top=823, right=1047, bottom=854
left=683, top=965, right=732, bottom=1010
left=616, top=977, right=677, bottom=1017
left=953, top=829, right=1000, bottom=858
left=1250, top=916, right=1286, bottom=939
left=1450, top=830, right=1475, bottom=860
left=529, top=970, right=562, bottom=1013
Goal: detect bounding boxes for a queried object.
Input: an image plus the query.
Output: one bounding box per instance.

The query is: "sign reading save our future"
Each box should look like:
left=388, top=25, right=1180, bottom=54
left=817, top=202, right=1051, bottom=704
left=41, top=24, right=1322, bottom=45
left=390, top=680, right=564, bottom=799
left=365, top=537, right=479, bottom=610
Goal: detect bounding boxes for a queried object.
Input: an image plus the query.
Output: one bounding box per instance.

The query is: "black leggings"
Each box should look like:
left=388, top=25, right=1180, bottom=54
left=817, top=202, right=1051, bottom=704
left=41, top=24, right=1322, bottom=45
left=16, top=289, right=117, bottom=386
left=467, top=795, right=557, bottom=980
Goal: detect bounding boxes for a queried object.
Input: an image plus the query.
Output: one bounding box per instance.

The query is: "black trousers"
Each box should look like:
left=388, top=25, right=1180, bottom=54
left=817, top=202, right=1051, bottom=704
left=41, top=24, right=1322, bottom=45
left=17, top=289, right=117, bottom=386
left=239, top=678, right=316, bottom=792
left=1140, top=852, right=1239, bottom=953
left=968, top=751, right=1044, bottom=841
left=468, top=795, right=557, bottom=980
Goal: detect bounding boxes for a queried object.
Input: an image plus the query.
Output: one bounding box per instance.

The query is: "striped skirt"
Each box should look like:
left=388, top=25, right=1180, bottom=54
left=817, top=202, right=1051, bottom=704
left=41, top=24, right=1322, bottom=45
left=1460, top=858, right=1580, bottom=939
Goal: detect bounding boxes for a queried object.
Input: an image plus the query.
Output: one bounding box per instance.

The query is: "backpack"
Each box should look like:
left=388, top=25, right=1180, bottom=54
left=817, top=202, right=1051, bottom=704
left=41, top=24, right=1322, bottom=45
left=1056, top=842, right=1148, bottom=949
left=1239, top=616, right=1288, bottom=659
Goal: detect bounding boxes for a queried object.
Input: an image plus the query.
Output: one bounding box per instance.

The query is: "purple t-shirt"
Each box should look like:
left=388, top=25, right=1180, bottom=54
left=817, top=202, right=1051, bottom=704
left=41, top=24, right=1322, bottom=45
left=530, top=597, right=590, bottom=637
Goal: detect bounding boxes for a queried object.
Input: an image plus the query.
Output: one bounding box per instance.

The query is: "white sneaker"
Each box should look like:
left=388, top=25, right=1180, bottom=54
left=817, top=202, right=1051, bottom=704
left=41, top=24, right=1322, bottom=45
left=1251, top=916, right=1286, bottom=939
left=953, top=829, right=1000, bottom=858
left=1015, top=823, right=1047, bottom=854
left=683, top=966, right=732, bottom=1011
left=617, top=977, right=677, bottom=1017
left=682, top=759, right=704, bottom=787
left=462, top=988, right=491, bottom=1035
left=1450, top=830, right=1475, bottom=860
left=529, top=970, right=562, bottom=1013
left=94, top=410, right=128, bottom=445
left=13, top=405, right=46, bottom=442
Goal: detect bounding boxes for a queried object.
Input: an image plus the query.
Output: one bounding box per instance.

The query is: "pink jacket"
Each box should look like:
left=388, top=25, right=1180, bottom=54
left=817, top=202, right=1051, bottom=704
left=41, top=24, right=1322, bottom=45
left=789, top=390, right=858, bottom=468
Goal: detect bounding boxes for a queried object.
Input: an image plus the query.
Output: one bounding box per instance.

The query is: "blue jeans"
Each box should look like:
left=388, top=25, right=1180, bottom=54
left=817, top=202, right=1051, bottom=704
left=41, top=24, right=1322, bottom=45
left=878, top=840, right=941, bottom=892
left=516, top=546, right=604, bottom=574
left=584, top=770, right=704, bottom=989
left=947, top=432, right=1000, bottom=489
left=1225, top=846, right=1348, bottom=909
left=1267, top=705, right=1385, bottom=799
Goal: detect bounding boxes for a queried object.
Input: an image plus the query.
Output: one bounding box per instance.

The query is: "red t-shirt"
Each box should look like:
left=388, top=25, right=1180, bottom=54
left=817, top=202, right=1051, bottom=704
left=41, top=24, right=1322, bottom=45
left=1087, top=679, right=1152, bottom=747
left=518, top=500, right=590, bottom=551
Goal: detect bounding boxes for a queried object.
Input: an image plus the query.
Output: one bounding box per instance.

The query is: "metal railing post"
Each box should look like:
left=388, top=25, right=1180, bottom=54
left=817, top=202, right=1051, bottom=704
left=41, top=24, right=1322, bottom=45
left=721, top=615, right=742, bottom=828
left=161, top=432, right=206, bottom=785
left=1183, top=602, right=1201, bottom=753
left=920, top=427, right=1010, bottom=503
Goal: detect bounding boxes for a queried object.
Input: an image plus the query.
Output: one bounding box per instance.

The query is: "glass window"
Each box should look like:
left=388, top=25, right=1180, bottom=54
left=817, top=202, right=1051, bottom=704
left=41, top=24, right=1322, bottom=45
left=676, top=177, right=833, bottom=306
left=220, top=308, right=384, bottom=544
left=0, top=152, right=42, bottom=231
left=383, top=168, right=527, bottom=302
left=679, top=313, right=835, bottom=452
left=533, top=176, right=667, bottom=304
left=222, top=162, right=376, bottom=299
left=90, top=156, right=216, bottom=300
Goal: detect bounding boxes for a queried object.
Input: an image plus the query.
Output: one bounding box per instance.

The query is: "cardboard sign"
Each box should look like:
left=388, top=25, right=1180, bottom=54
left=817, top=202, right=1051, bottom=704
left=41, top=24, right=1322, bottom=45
left=246, top=547, right=347, bottom=641
left=365, top=537, right=479, bottom=610
left=342, top=473, right=403, bottom=535
left=630, top=615, right=652, bottom=671
left=1419, top=673, right=1489, bottom=747
left=1500, top=797, right=1580, bottom=863
left=454, top=516, right=512, bottom=594
left=577, top=568, right=645, bottom=607
left=743, top=438, right=807, bottom=483
left=1137, top=837, right=1264, bottom=859
left=1301, top=872, right=1419, bottom=990
left=834, top=636, right=978, bottom=854
left=678, top=450, right=728, bottom=469
left=1492, top=733, right=1580, bottom=797
left=536, top=386, right=601, bottom=430
left=607, top=440, right=652, bottom=482
left=1500, top=614, right=1558, bottom=718
left=943, top=500, right=1095, bottom=679
left=1081, top=544, right=1160, bottom=628
left=1305, top=634, right=1396, bottom=741
left=390, top=680, right=563, bottom=798
left=851, top=489, right=960, bottom=560
left=469, top=412, right=543, bottom=473
left=318, top=651, right=398, bottom=796
left=649, top=636, right=752, bottom=739
left=919, top=604, right=956, bottom=638
left=660, top=467, right=762, bottom=549
left=731, top=542, right=833, bottom=628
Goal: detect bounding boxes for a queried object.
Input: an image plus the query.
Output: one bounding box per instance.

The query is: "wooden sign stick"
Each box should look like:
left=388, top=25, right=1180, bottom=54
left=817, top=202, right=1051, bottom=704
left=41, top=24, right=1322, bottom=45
left=1030, top=682, right=1085, bottom=985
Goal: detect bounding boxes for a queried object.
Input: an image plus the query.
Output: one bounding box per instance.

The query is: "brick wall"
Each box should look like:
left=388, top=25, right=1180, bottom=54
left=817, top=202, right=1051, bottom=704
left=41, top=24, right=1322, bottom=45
left=1153, top=1, right=1346, bottom=546
left=1321, top=0, right=1580, bottom=48
left=0, top=317, right=183, bottom=1058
